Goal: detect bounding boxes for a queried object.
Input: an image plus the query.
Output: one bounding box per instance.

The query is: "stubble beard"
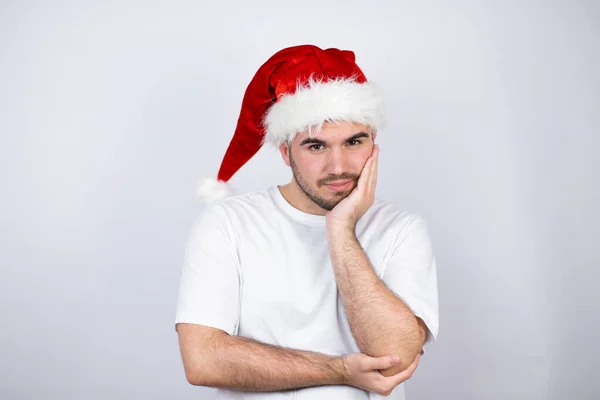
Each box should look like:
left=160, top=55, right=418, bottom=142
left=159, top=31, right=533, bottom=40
left=288, top=150, right=357, bottom=211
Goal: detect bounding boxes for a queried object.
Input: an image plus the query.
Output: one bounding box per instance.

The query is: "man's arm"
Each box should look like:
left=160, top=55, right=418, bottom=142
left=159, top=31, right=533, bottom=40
left=177, top=323, right=344, bottom=391
left=176, top=323, right=413, bottom=395
left=327, top=227, right=426, bottom=376
left=324, top=145, right=428, bottom=376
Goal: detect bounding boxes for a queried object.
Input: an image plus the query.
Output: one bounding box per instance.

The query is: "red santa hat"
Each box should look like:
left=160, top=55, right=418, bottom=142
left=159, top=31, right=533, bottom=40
left=196, top=44, right=385, bottom=202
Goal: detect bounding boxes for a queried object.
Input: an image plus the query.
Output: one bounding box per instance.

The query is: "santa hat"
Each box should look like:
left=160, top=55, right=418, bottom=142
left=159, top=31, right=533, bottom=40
left=196, top=44, right=386, bottom=202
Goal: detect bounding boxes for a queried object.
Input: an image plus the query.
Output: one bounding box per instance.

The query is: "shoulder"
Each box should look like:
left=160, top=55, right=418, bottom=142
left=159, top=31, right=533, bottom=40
left=369, top=199, right=429, bottom=228
left=194, top=187, right=274, bottom=223
left=210, top=187, right=273, bottom=212
left=187, top=187, right=274, bottom=241
left=366, top=199, right=432, bottom=242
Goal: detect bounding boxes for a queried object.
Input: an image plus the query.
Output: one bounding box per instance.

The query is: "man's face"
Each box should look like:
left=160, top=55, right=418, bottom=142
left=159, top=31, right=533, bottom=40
left=279, top=121, right=376, bottom=211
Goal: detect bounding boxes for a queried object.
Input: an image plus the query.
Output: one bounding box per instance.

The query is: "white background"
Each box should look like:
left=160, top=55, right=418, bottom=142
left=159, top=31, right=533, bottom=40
left=1, top=1, right=599, bottom=399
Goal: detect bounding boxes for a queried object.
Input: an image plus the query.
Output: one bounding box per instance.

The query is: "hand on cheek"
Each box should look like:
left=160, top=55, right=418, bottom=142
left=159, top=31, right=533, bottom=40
left=326, top=145, right=379, bottom=231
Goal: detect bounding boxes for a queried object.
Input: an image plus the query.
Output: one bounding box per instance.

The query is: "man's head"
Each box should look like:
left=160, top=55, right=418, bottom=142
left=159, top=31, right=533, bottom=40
left=195, top=45, right=385, bottom=203
left=279, top=121, right=377, bottom=211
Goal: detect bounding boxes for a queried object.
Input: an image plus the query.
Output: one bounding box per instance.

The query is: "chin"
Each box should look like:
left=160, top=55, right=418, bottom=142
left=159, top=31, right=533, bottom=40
left=321, top=189, right=352, bottom=204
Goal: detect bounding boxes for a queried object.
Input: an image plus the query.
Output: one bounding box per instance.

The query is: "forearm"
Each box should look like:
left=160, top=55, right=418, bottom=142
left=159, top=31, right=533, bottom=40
left=328, top=228, right=424, bottom=372
left=193, top=334, right=346, bottom=391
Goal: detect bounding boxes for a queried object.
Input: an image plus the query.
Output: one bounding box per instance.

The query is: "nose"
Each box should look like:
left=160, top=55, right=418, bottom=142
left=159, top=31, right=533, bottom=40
left=327, top=147, right=349, bottom=176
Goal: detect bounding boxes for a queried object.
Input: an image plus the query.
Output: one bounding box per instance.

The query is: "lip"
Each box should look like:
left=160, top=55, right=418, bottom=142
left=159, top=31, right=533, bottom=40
left=325, top=180, right=353, bottom=191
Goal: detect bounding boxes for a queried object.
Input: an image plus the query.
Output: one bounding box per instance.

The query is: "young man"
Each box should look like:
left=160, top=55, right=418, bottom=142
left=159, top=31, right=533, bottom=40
left=175, top=44, right=439, bottom=399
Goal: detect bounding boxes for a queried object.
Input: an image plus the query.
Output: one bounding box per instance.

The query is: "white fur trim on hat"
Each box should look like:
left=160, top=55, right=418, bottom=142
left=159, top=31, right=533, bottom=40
left=262, top=76, right=385, bottom=146
left=195, top=178, right=234, bottom=203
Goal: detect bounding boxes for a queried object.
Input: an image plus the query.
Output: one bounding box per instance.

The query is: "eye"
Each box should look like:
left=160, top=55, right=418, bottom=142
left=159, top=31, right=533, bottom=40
left=308, top=144, right=324, bottom=151
left=347, top=139, right=362, bottom=146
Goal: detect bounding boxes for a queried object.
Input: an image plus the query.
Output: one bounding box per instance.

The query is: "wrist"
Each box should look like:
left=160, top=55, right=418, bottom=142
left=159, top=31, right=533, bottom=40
left=326, top=221, right=356, bottom=238
left=330, top=355, right=350, bottom=385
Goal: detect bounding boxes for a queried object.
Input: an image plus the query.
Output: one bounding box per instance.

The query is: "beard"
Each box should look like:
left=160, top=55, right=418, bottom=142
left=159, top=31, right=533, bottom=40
left=289, top=151, right=358, bottom=211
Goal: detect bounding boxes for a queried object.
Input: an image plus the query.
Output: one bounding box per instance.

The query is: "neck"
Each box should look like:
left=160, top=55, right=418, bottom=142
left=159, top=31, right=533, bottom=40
left=278, top=181, right=328, bottom=216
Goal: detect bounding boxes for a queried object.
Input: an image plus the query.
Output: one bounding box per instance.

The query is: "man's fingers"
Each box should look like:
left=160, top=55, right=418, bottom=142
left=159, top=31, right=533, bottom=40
left=405, top=352, right=421, bottom=372
left=369, top=355, right=400, bottom=371
left=359, top=145, right=378, bottom=193
left=358, top=156, right=373, bottom=191
left=368, top=145, right=379, bottom=193
left=384, top=353, right=421, bottom=386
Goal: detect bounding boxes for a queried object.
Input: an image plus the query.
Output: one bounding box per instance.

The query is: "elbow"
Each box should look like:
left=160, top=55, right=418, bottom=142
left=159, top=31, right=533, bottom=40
left=381, top=318, right=429, bottom=375
left=177, top=323, right=227, bottom=387
left=184, top=370, right=202, bottom=386
left=378, top=338, right=424, bottom=377
left=379, top=347, right=421, bottom=377
left=379, top=360, right=412, bottom=377
left=182, top=360, right=217, bottom=387
left=184, top=367, right=215, bottom=387
left=183, top=366, right=204, bottom=386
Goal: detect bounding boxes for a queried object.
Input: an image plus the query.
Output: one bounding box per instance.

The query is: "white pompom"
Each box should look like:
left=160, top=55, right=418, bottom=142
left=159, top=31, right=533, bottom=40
left=195, top=178, right=234, bottom=202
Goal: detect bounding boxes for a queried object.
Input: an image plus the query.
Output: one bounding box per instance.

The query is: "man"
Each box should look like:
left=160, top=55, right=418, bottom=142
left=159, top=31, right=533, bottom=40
left=175, top=44, right=439, bottom=399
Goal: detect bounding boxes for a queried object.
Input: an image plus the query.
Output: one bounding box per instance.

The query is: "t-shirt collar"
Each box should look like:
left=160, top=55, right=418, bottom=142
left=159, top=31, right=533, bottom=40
left=270, top=186, right=327, bottom=226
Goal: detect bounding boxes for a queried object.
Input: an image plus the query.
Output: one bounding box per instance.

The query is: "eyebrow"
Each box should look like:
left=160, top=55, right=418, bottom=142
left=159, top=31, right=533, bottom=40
left=299, top=131, right=371, bottom=146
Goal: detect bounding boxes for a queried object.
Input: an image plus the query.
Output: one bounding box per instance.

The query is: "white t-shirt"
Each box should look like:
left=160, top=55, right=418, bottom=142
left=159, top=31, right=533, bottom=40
left=175, top=185, right=439, bottom=400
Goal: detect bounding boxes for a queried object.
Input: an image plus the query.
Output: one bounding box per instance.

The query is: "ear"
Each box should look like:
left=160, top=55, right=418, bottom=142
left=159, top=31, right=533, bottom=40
left=371, top=131, right=378, bottom=142
left=279, top=141, right=291, bottom=167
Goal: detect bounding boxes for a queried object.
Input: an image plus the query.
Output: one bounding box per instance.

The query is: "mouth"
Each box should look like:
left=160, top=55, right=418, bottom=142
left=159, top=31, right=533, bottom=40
left=324, top=180, right=354, bottom=192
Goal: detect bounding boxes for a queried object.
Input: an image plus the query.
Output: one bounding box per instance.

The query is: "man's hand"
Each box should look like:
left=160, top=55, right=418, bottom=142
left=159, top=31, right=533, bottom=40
left=326, top=145, right=379, bottom=231
left=341, top=351, right=421, bottom=397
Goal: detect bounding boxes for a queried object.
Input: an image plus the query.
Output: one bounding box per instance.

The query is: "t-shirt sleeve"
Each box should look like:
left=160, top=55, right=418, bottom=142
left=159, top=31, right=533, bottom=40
left=381, top=214, right=439, bottom=346
left=175, top=204, right=240, bottom=335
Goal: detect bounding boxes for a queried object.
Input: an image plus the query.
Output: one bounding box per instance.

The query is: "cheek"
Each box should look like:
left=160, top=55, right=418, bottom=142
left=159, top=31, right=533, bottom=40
left=352, top=150, right=373, bottom=171
left=295, top=155, right=325, bottom=179
left=304, top=163, right=324, bottom=179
